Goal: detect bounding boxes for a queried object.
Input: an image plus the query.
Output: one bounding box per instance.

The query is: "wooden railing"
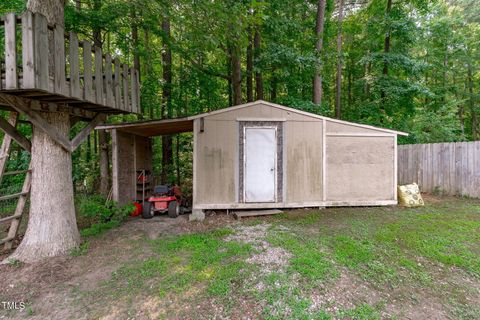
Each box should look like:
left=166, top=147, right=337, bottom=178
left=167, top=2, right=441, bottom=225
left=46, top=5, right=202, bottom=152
left=0, top=11, right=140, bottom=114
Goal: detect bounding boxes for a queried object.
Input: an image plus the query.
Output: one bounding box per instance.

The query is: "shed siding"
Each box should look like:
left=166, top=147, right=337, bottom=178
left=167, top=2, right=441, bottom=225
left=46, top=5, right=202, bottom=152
left=326, top=136, right=395, bottom=201
left=112, top=130, right=152, bottom=206
left=112, top=130, right=135, bottom=205
left=285, top=120, right=323, bottom=202
left=327, top=121, right=387, bottom=135
left=194, top=118, right=237, bottom=205
left=134, top=135, right=153, bottom=172
left=207, top=103, right=318, bottom=122
left=194, top=103, right=325, bottom=206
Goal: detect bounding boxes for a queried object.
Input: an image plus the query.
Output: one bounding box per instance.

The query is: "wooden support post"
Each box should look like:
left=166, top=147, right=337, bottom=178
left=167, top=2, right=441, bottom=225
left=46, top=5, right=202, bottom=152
left=322, top=119, right=327, bottom=201
left=135, top=69, right=140, bottom=113
left=69, top=32, right=82, bottom=99
left=111, top=129, right=119, bottom=202
left=33, top=13, right=49, bottom=91
left=94, top=46, right=104, bottom=105
left=114, top=58, right=121, bottom=109
left=0, top=116, right=32, bottom=152
left=22, top=11, right=35, bottom=89
left=0, top=112, right=19, bottom=186
left=5, top=13, right=18, bottom=90
left=70, top=113, right=105, bottom=151
left=82, top=41, right=94, bottom=102
left=131, top=68, right=139, bottom=114
left=0, top=93, right=72, bottom=152
left=54, top=24, right=67, bottom=95
left=105, top=53, right=114, bottom=107
left=123, top=64, right=130, bottom=112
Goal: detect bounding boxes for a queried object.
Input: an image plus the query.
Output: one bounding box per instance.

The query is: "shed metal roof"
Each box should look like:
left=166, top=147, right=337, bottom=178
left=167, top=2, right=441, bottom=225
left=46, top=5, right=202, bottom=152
left=96, top=100, right=408, bottom=137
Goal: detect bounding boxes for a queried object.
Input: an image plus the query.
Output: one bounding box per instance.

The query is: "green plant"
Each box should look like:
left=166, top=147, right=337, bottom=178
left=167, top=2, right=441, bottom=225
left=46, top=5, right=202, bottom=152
left=69, top=241, right=90, bottom=256
left=6, top=258, right=23, bottom=268
left=76, top=195, right=135, bottom=237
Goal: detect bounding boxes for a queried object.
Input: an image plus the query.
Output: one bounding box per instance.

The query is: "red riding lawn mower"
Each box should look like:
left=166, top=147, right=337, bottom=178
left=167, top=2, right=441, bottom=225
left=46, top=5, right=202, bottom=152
left=135, top=170, right=191, bottom=219
left=142, top=184, right=189, bottom=219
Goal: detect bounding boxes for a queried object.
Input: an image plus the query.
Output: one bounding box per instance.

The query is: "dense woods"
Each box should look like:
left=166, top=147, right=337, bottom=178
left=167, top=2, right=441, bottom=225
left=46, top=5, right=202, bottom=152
left=0, top=0, right=479, bottom=190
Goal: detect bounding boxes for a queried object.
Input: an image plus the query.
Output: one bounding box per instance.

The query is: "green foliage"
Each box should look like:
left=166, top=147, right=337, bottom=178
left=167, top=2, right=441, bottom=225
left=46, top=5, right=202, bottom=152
left=6, top=258, right=23, bottom=268
left=0, top=0, right=25, bottom=16
left=69, top=241, right=90, bottom=256
left=76, top=195, right=134, bottom=237
left=0, top=0, right=477, bottom=203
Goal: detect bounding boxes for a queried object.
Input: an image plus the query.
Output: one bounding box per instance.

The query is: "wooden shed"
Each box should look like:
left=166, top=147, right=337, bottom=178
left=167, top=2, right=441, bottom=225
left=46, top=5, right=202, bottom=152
left=98, top=101, right=407, bottom=220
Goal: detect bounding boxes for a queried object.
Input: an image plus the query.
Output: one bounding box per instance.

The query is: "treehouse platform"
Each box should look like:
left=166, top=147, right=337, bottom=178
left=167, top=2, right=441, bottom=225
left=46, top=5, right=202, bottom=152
left=0, top=11, right=140, bottom=116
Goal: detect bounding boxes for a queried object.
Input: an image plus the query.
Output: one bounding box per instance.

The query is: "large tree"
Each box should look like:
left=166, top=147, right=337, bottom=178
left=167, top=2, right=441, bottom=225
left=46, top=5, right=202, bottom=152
left=6, top=0, right=80, bottom=263
left=313, top=0, right=326, bottom=105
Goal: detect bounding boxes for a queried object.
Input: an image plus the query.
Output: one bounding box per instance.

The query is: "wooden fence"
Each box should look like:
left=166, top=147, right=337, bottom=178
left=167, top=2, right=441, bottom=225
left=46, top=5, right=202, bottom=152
left=398, top=141, right=480, bottom=198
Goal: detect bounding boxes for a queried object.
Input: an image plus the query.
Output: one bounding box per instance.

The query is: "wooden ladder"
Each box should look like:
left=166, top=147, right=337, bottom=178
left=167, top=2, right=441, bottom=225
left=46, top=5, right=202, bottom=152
left=0, top=112, right=32, bottom=250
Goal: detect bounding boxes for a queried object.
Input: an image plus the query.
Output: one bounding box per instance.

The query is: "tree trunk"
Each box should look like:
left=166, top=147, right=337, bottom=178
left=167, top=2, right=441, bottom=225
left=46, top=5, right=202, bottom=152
left=313, top=0, right=326, bottom=105
left=5, top=0, right=81, bottom=263
left=271, top=68, right=277, bottom=102
left=227, top=51, right=233, bottom=106
left=246, top=30, right=254, bottom=102
left=365, top=59, right=371, bottom=99
left=144, top=28, right=155, bottom=118
left=8, top=112, right=80, bottom=262
left=27, top=0, right=65, bottom=27
left=335, top=0, right=344, bottom=119
left=161, top=17, right=173, bottom=184
left=380, top=0, right=393, bottom=111
left=467, top=64, right=477, bottom=140
left=347, top=56, right=353, bottom=107
left=131, top=10, right=140, bottom=82
left=254, top=29, right=263, bottom=100
left=93, top=0, right=102, bottom=47
left=231, top=45, right=242, bottom=105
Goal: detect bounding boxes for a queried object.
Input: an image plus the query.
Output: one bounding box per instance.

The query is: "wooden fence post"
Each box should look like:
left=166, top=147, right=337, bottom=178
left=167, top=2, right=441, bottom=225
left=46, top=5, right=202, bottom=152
left=5, top=13, right=17, bottom=90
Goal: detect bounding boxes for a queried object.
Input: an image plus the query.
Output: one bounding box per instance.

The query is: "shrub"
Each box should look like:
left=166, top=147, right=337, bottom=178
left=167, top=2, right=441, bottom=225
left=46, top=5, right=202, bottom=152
left=76, top=195, right=135, bottom=236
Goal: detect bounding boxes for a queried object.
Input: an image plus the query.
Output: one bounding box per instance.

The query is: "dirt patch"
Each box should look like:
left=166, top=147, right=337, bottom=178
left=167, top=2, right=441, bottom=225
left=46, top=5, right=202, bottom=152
left=226, top=223, right=292, bottom=274
left=247, top=247, right=292, bottom=269
left=0, top=214, right=238, bottom=320
left=309, top=271, right=383, bottom=314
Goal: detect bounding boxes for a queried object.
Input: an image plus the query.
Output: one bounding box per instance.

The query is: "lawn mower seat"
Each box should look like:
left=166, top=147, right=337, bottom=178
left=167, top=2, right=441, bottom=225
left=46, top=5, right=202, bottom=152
left=154, top=185, right=171, bottom=195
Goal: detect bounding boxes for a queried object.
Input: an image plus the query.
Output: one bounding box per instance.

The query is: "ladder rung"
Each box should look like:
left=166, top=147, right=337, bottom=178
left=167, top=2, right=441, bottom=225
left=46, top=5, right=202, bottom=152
left=3, top=169, right=31, bottom=176
left=0, top=236, right=15, bottom=245
left=0, top=192, right=28, bottom=201
left=0, top=214, right=22, bottom=224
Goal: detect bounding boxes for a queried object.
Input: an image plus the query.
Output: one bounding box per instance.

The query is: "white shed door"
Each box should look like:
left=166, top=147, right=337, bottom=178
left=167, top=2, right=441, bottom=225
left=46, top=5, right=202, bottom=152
left=244, top=127, right=277, bottom=202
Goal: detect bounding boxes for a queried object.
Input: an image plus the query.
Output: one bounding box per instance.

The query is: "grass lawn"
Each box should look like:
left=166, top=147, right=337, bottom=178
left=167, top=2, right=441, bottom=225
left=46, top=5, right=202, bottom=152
left=1, top=195, right=479, bottom=319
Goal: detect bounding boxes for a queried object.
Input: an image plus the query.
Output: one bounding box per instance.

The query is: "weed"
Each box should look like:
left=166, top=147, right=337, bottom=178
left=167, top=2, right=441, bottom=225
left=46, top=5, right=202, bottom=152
left=6, top=258, right=23, bottom=268
left=338, top=303, right=382, bottom=320
left=76, top=195, right=135, bottom=237
left=69, top=241, right=90, bottom=256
